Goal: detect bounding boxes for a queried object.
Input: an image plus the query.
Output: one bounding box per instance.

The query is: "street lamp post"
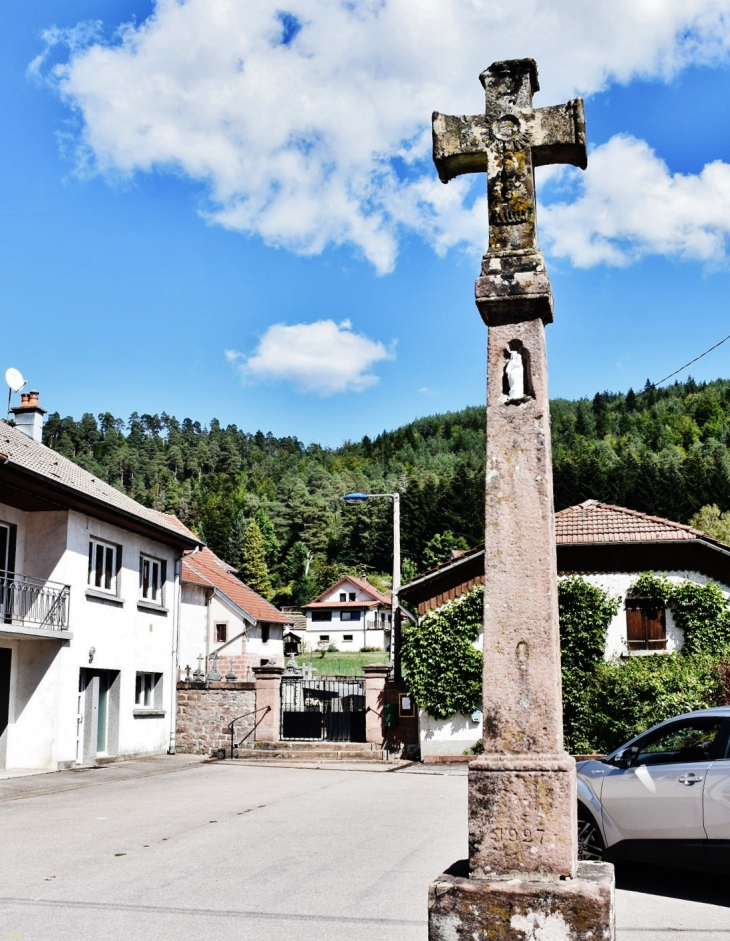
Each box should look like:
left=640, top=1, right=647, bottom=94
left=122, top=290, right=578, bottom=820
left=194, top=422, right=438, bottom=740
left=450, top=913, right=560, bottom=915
left=342, top=491, right=401, bottom=676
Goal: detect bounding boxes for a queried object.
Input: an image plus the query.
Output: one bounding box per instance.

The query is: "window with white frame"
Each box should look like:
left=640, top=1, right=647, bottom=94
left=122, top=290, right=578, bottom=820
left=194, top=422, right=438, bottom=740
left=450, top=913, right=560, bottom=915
left=140, top=555, right=166, bottom=605
left=343, top=634, right=353, bottom=643
left=135, top=672, right=161, bottom=709
left=88, top=538, right=119, bottom=594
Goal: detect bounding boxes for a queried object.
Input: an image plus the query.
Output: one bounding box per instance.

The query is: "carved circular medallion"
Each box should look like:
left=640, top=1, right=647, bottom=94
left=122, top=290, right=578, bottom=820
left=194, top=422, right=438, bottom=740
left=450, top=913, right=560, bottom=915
left=492, top=114, right=521, bottom=142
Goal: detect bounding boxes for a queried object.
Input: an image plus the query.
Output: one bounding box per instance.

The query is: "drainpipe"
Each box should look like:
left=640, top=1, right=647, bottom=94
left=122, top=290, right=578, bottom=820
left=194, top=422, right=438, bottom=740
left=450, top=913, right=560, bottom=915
left=205, top=586, right=214, bottom=671
left=168, top=552, right=183, bottom=754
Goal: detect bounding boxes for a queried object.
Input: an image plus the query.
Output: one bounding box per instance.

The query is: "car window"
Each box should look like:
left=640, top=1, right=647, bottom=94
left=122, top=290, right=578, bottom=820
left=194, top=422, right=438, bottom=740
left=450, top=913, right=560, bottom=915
left=635, top=718, right=725, bottom=766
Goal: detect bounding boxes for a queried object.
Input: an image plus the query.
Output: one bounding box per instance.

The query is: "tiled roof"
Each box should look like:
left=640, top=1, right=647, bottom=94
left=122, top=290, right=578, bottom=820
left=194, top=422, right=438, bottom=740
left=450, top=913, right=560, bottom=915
left=182, top=546, right=291, bottom=624
left=303, top=601, right=380, bottom=609
left=0, top=420, right=200, bottom=545
left=555, top=500, right=708, bottom=545
left=305, top=574, right=392, bottom=608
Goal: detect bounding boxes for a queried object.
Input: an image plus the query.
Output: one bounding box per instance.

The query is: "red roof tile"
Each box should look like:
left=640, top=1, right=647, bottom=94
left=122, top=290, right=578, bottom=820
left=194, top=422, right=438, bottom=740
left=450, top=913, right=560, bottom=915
left=182, top=547, right=291, bottom=624
left=555, top=500, right=705, bottom=545
left=304, top=574, right=391, bottom=609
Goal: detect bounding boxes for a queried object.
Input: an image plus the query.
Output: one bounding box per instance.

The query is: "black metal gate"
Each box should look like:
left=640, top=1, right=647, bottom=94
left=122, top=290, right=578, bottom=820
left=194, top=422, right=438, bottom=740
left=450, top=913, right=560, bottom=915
left=280, top=676, right=366, bottom=742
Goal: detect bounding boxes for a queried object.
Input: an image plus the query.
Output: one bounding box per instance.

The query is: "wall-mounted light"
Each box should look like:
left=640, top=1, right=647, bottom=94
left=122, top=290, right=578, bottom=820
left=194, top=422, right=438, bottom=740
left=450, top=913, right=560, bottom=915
left=88, top=647, right=96, bottom=664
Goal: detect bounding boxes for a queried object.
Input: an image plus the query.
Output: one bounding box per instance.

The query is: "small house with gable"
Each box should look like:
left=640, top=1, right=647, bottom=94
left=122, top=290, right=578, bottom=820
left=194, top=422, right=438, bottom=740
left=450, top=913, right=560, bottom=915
left=302, top=576, right=391, bottom=652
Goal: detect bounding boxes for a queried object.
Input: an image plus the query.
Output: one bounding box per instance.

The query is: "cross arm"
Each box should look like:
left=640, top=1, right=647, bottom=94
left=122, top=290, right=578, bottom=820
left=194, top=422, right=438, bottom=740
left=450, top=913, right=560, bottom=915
left=532, top=98, right=587, bottom=170
left=432, top=112, right=488, bottom=184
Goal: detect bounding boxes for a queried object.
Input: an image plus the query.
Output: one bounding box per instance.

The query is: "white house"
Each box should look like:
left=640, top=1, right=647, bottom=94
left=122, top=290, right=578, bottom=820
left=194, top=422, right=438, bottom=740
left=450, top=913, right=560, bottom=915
left=179, top=545, right=290, bottom=678
left=0, top=396, right=200, bottom=772
left=302, top=575, right=391, bottom=652
left=400, top=500, right=730, bottom=757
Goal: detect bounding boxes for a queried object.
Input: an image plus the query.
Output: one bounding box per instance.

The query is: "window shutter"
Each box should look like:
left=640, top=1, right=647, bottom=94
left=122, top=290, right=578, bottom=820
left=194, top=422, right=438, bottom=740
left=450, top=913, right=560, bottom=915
left=139, top=554, right=144, bottom=592
left=7, top=524, right=16, bottom=577
left=161, top=560, right=167, bottom=605
left=626, top=605, right=645, bottom=650
left=645, top=603, right=667, bottom=650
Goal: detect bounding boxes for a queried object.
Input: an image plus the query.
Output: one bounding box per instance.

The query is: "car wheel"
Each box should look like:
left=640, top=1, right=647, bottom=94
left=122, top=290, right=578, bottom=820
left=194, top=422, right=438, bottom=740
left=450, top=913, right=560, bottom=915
left=577, top=805, right=606, bottom=861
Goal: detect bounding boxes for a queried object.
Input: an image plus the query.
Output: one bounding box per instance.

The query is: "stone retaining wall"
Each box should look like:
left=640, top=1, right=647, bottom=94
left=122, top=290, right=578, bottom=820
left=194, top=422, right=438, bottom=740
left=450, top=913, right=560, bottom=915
left=176, top=681, right=257, bottom=755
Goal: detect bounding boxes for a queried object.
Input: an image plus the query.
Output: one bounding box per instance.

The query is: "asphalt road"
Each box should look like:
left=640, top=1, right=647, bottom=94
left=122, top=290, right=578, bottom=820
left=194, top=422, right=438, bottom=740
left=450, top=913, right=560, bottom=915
left=0, top=757, right=729, bottom=940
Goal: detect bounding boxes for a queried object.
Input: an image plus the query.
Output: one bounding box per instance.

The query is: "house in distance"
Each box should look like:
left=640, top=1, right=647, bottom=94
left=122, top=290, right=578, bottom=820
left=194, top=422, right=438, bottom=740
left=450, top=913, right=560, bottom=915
left=302, top=575, right=391, bottom=652
left=399, top=499, right=730, bottom=757
left=179, top=545, right=290, bottom=678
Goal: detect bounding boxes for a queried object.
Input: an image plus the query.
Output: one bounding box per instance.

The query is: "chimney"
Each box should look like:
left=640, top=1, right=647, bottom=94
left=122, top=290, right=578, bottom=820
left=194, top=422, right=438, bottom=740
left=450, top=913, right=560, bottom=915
left=10, top=390, right=47, bottom=443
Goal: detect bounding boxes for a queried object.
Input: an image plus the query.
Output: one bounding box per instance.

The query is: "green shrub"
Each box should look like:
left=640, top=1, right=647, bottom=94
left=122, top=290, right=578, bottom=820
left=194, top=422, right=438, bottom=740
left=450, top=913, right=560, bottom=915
left=401, top=586, right=483, bottom=719
left=587, top=653, right=719, bottom=753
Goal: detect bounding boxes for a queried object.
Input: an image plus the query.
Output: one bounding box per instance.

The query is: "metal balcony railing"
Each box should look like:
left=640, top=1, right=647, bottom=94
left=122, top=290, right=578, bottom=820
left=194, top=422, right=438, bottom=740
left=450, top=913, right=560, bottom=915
left=0, top=571, right=71, bottom=632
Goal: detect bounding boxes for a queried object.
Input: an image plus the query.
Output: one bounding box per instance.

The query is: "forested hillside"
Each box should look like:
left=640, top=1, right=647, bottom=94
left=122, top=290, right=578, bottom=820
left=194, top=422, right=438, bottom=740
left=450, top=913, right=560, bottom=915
left=40, top=377, right=730, bottom=602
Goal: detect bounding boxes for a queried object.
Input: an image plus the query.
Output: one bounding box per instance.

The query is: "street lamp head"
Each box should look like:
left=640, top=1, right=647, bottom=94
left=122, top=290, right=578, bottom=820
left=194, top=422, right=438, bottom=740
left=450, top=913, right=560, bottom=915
left=343, top=492, right=370, bottom=505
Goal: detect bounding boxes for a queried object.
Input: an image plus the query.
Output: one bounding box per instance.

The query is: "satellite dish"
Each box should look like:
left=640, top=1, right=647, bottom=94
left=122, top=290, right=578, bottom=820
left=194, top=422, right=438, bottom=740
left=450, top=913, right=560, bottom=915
left=5, top=368, right=26, bottom=393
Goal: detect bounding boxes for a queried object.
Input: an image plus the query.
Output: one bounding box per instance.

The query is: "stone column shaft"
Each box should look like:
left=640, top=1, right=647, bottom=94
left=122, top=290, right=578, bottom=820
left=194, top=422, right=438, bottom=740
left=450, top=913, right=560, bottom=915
left=467, top=312, right=577, bottom=880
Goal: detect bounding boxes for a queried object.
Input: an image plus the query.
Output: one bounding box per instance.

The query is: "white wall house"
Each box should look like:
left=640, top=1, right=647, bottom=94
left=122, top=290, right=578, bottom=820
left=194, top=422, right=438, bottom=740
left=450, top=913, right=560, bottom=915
left=399, top=500, right=730, bottom=757
left=179, top=546, right=290, bottom=679
left=302, top=576, right=391, bottom=652
left=0, top=402, right=200, bottom=772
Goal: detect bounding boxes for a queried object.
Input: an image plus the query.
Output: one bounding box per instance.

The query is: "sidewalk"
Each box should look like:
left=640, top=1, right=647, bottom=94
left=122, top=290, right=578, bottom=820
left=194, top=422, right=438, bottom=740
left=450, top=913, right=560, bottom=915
left=0, top=754, right=208, bottom=803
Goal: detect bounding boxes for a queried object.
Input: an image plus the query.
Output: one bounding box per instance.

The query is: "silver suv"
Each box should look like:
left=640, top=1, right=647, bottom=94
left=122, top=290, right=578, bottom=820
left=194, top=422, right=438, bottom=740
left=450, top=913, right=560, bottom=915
left=577, top=707, right=730, bottom=871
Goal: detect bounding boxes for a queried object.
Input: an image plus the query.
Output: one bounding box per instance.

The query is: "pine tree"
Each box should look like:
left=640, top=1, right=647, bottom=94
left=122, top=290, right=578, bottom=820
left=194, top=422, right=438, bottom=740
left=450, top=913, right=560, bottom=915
left=239, top=521, right=272, bottom=598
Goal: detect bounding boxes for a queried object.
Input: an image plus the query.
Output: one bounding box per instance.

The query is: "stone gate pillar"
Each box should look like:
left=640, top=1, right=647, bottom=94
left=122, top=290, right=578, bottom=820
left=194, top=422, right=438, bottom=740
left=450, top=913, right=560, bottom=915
left=252, top=665, right=284, bottom=743
left=363, top=663, right=390, bottom=745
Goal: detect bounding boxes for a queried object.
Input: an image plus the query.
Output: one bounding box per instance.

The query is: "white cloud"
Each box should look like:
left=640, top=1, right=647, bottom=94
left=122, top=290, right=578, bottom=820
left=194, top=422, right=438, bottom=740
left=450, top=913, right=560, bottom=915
left=227, top=319, right=395, bottom=396
left=540, top=135, right=730, bottom=267
left=32, top=0, right=730, bottom=271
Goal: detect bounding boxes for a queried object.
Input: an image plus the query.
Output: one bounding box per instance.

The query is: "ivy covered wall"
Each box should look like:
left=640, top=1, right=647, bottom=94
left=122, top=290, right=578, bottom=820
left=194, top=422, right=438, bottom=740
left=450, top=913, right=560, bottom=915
left=402, top=574, right=730, bottom=756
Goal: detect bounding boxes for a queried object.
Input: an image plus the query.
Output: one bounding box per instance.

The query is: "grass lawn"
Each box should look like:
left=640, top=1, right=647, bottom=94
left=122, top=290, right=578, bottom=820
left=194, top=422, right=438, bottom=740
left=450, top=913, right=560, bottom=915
left=295, top=651, right=389, bottom=676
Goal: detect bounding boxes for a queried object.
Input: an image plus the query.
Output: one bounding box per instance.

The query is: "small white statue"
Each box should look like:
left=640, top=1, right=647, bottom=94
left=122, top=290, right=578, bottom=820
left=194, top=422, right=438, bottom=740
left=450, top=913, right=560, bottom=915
left=505, top=349, right=525, bottom=400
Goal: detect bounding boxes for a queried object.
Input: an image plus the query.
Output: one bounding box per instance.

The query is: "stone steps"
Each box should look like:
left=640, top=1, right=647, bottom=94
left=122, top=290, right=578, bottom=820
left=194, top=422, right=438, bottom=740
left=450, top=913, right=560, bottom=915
left=234, top=741, right=387, bottom=762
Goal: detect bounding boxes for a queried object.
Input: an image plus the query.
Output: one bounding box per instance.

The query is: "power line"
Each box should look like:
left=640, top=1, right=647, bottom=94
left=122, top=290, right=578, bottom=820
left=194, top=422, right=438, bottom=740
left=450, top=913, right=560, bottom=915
left=639, top=330, right=730, bottom=393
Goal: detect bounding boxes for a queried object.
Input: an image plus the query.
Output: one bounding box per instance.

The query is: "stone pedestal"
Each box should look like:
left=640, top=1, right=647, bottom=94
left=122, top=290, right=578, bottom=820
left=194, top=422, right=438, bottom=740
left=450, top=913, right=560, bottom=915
left=469, top=755, right=576, bottom=878
left=429, top=863, right=615, bottom=941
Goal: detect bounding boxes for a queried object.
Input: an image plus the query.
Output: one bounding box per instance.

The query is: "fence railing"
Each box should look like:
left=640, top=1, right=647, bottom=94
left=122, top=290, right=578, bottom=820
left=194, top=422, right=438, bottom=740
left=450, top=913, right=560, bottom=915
left=0, top=571, right=71, bottom=631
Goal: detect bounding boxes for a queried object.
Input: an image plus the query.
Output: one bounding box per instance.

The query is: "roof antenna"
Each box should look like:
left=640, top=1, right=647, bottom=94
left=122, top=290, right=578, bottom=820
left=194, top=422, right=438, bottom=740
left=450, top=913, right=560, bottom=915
left=5, top=368, right=27, bottom=420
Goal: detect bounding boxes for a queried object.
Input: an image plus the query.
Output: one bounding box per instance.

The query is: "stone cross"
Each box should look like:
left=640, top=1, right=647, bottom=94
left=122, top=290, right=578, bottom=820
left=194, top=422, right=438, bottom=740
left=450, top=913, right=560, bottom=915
left=428, top=60, right=615, bottom=941
left=206, top=651, right=221, bottom=683
left=433, top=58, right=585, bottom=257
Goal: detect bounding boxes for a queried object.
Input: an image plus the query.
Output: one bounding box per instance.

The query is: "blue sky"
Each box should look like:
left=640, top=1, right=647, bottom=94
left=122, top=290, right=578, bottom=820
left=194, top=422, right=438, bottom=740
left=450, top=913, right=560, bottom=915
left=4, top=1, right=730, bottom=446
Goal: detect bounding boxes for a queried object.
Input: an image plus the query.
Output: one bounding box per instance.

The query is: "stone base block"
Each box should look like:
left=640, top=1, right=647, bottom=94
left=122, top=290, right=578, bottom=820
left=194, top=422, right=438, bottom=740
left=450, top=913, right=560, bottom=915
left=469, top=756, right=577, bottom=878
left=429, top=862, right=615, bottom=941
left=475, top=252, right=554, bottom=326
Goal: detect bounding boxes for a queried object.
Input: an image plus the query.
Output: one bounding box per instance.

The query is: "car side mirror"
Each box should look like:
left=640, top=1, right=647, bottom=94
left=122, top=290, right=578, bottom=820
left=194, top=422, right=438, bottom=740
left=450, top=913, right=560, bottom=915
left=610, top=746, right=638, bottom=768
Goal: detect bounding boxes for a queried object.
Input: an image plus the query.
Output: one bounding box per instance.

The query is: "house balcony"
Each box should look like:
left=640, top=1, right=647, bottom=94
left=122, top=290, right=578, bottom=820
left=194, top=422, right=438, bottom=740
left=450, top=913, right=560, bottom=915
left=0, top=572, right=72, bottom=639
left=364, top=619, right=389, bottom=632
